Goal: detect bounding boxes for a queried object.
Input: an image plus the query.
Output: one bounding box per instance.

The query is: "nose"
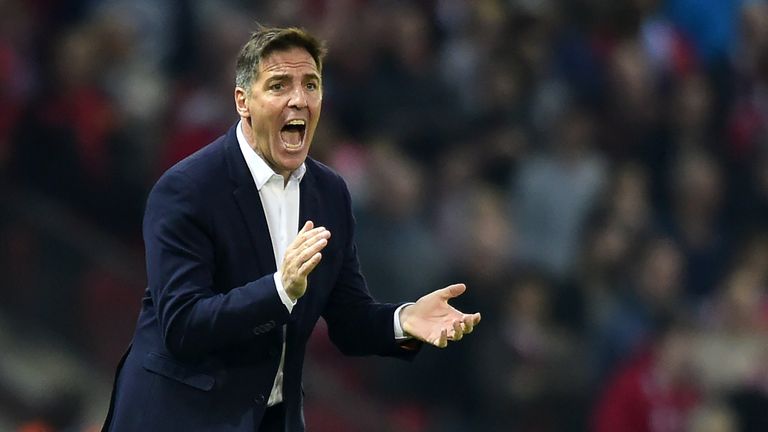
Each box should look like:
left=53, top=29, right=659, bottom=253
left=288, top=86, right=308, bottom=110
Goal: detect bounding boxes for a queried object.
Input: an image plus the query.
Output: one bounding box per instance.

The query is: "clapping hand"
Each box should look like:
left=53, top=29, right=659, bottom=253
left=399, top=284, right=481, bottom=348
left=281, top=221, right=331, bottom=300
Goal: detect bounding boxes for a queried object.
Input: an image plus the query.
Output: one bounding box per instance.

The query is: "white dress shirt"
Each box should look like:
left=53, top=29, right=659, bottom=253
left=236, top=121, right=410, bottom=406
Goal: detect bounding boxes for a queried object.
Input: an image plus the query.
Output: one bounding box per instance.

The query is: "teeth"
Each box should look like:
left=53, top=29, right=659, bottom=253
left=286, top=119, right=305, bottom=126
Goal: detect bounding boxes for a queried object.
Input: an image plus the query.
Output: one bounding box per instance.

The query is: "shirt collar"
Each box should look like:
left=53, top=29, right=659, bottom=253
left=236, top=120, right=306, bottom=190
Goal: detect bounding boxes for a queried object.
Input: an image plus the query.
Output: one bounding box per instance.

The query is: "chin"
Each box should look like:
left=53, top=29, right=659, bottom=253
left=279, top=155, right=307, bottom=173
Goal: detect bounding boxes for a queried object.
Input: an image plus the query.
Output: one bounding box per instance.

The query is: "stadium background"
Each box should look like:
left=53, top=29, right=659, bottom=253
left=1, top=0, right=767, bottom=430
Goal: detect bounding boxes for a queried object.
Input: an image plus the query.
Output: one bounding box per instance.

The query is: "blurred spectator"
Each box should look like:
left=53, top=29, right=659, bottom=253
left=355, top=141, right=446, bottom=302
left=592, top=318, right=701, bottom=432
left=478, top=270, right=587, bottom=431
left=590, top=236, right=687, bottom=380
left=362, top=3, right=462, bottom=163
left=159, top=6, right=249, bottom=173
left=513, top=105, right=607, bottom=277
left=663, top=150, right=730, bottom=299
left=695, top=263, right=768, bottom=395
left=601, top=37, right=662, bottom=160
left=580, top=163, right=654, bottom=347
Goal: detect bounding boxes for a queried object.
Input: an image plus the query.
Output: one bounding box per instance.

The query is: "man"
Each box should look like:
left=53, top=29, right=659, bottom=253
left=103, top=26, right=481, bottom=432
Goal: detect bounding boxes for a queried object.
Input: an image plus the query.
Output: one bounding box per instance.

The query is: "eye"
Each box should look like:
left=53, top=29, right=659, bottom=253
left=269, top=82, right=285, bottom=91
left=306, top=82, right=318, bottom=91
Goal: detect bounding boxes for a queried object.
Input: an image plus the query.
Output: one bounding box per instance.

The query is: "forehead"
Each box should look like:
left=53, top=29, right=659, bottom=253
left=258, top=47, right=319, bottom=78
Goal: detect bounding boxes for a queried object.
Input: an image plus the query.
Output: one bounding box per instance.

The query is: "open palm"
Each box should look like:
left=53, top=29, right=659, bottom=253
left=400, top=284, right=481, bottom=348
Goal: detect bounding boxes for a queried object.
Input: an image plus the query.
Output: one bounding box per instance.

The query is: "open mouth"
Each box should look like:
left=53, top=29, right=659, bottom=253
left=280, top=119, right=306, bottom=149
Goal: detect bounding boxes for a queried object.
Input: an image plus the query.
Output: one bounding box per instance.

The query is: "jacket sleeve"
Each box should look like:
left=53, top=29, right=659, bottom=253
left=321, top=177, right=419, bottom=358
left=144, top=170, right=289, bottom=360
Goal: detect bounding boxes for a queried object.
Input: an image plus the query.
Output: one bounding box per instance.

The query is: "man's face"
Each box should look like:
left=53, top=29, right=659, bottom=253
left=236, top=47, right=322, bottom=178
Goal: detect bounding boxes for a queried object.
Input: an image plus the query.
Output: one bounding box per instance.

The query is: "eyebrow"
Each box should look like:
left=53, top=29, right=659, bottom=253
left=266, top=73, right=321, bottom=82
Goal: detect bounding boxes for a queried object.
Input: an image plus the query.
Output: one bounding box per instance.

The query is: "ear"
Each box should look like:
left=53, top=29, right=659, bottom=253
left=234, top=86, right=250, bottom=118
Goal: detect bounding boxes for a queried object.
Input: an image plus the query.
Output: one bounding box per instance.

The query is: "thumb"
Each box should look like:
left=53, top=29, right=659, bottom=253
left=438, top=283, right=466, bottom=300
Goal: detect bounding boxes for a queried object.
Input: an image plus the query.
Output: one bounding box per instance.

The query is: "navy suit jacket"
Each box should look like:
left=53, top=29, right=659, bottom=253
left=103, top=125, right=416, bottom=431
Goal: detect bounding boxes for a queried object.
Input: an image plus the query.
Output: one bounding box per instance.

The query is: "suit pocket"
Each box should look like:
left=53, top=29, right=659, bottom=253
left=142, top=352, right=215, bottom=391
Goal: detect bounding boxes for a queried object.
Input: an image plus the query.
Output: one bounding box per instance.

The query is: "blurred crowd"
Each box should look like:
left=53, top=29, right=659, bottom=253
left=1, top=0, right=768, bottom=431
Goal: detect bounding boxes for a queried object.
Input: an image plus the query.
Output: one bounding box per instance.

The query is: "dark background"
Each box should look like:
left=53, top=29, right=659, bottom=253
left=1, top=0, right=767, bottom=431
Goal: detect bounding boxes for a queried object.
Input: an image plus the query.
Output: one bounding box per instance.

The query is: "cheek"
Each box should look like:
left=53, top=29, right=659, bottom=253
left=310, top=100, right=322, bottom=125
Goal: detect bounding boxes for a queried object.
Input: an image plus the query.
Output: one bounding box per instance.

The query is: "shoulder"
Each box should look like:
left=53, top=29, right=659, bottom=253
left=305, top=157, right=349, bottom=193
left=304, top=157, right=355, bottom=211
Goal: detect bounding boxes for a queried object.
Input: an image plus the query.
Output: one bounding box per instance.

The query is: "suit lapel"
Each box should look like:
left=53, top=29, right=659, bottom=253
left=290, top=164, right=321, bottom=322
left=298, top=163, right=320, bottom=232
left=232, top=186, right=277, bottom=275
left=224, top=126, right=277, bottom=275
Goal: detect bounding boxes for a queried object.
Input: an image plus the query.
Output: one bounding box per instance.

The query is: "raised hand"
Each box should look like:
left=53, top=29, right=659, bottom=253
left=399, top=284, right=481, bottom=348
left=281, top=220, right=331, bottom=300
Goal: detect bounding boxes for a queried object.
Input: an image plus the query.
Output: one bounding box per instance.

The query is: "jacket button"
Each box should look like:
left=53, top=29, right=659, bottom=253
left=254, top=394, right=266, bottom=405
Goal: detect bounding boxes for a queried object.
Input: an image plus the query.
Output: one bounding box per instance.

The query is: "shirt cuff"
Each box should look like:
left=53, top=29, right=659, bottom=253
left=393, top=303, right=415, bottom=340
left=274, top=271, right=297, bottom=313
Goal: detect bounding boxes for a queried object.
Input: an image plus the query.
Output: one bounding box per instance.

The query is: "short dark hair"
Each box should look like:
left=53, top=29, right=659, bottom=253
left=234, top=25, right=327, bottom=90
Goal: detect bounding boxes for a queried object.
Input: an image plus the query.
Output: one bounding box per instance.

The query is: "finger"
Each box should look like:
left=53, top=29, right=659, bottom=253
left=437, top=283, right=466, bottom=300
left=298, top=252, right=323, bottom=276
left=291, top=222, right=314, bottom=247
left=296, top=237, right=329, bottom=264
left=450, top=320, right=463, bottom=341
left=431, top=329, right=448, bottom=348
left=305, top=228, right=331, bottom=246
left=286, top=227, right=328, bottom=260
left=294, top=227, right=330, bottom=251
left=434, top=328, right=448, bottom=348
left=296, top=226, right=327, bottom=243
left=462, top=315, right=474, bottom=334
left=284, top=237, right=328, bottom=279
left=300, top=220, right=314, bottom=234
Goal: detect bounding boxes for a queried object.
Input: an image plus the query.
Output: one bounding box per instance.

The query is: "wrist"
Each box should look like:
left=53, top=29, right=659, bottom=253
left=280, top=278, right=298, bottom=302
left=278, top=271, right=298, bottom=301
left=274, top=272, right=297, bottom=312
left=399, top=304, right=415, bottom=336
